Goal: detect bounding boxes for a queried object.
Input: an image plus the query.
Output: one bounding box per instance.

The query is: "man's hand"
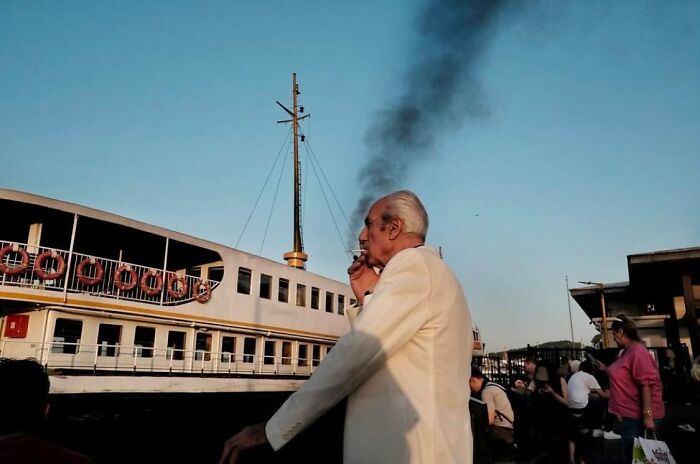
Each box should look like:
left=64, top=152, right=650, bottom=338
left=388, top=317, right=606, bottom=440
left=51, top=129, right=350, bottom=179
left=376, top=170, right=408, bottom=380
left=347, top=251, right=379, bottom=304
left=219, top=422, right=269, bottom=464
left=594, top=360, right=607, bottom=372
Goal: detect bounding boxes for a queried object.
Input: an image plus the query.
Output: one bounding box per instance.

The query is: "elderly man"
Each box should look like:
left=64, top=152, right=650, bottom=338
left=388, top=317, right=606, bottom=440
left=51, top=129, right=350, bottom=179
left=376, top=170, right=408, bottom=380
left=220, top=190, right=473, bottom=464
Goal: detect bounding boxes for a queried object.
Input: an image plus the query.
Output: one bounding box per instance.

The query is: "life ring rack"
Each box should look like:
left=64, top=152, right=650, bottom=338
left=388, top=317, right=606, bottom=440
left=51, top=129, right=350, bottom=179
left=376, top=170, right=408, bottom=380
left=0, top=244, right=30, bottom=276
left=140, top=269, right=163, bottom=296
left=76, top=257, right=104, bottom=286
left=193, top=280, right=211, bottom=304
left=34, top=250, right=66, bottom=281
left=114, top=264, right=138, bottom=292
left=166, top=273, right=188, bottom=299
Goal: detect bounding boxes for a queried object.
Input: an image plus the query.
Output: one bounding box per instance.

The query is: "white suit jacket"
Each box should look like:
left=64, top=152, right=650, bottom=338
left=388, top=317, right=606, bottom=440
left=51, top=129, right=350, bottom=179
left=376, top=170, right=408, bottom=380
left=266, top=246, right=473, bottom=463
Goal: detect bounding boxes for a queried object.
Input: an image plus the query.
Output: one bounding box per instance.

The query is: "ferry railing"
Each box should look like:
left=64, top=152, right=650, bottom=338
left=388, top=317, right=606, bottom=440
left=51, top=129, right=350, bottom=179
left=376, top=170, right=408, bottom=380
left=0, top=240, right=69, bottom=292
left=0, top=240, right=220, bottom=306
left=0, top=339, right=315, bottom=377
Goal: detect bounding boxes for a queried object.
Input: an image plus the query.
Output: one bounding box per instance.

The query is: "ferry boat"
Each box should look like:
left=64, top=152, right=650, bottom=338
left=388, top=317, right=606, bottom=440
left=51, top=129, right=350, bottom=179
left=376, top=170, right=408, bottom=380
left=0, top=187, right=355, bottom=394
left=0, top=75, right=355, bottom=394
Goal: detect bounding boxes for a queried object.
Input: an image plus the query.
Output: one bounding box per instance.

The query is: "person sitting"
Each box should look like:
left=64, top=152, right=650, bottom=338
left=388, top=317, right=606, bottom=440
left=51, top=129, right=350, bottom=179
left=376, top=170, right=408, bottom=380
left=470, top=368, right=515, bottom=459
left=566, top=360, right=611, bottom=463
left=0, top=357, right=94, bottom=464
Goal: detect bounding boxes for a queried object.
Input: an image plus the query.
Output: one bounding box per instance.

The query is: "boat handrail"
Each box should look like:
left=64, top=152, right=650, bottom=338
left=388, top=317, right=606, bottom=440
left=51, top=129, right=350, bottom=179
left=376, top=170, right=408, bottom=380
left=0, top=338, right=322, bottom=376
left=0, top=239, right=220, bottom=306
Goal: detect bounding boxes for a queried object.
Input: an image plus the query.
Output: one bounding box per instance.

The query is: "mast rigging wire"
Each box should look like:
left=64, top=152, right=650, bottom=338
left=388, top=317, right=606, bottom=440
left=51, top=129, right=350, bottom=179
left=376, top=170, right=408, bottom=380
left=304, top=139, right=355, bottom=239
left=235, top=128, right=292, bottom=249
left=303, top=141, right=354, bottom=262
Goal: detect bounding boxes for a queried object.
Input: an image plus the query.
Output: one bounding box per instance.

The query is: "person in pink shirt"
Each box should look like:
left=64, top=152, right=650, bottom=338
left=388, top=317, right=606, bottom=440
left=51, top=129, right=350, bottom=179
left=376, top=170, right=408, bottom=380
left=595, top=317, right=664, bottom=461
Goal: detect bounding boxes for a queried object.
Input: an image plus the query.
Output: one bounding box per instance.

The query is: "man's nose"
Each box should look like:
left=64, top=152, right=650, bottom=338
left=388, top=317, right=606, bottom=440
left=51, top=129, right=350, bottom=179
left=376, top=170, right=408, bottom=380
left=358, top=227, right=368, bottom=242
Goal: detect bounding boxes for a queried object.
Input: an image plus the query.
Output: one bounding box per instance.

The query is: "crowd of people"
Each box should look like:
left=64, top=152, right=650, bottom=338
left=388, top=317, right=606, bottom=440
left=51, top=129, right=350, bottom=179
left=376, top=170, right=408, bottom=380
left=470, top=316, right=678, bottom=464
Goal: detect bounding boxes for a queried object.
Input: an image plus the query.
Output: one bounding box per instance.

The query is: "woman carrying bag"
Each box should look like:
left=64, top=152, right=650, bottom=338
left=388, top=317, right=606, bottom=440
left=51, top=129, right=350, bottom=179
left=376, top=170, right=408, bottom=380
left=595, top=316, right=665, bottom=462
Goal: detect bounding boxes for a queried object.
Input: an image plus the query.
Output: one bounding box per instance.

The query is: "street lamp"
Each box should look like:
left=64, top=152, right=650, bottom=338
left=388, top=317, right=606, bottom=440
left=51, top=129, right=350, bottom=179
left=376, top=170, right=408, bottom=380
left=565, top=276, right=575, bottom=346
left=579, top=281, right=608, bottom=349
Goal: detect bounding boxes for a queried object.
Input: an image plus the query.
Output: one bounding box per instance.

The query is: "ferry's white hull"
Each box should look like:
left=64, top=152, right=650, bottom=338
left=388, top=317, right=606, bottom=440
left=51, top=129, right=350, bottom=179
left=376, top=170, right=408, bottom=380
left=0, top=189, right=353, bottom=393
left=50, top=375, right=306, bottom=394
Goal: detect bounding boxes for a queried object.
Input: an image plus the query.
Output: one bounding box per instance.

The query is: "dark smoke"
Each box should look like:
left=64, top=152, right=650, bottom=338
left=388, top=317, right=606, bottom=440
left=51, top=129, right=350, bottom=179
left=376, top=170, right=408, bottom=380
left=349, top=0, right=511, bottom=242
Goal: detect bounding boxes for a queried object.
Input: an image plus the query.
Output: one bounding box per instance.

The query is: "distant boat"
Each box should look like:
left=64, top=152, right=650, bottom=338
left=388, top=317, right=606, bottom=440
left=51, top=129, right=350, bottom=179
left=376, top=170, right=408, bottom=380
left=0, top=75, right=354, bottom=394
left=472, top=322, right=485, bottom=356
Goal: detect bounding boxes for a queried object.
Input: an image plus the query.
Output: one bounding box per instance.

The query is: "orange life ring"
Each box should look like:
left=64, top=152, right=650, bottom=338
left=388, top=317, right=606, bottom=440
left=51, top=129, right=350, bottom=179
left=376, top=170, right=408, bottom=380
left=114, top=264, right=137, bottom=292
left=166, top=273, right=188, bottom=299
left=76, top=257, right=104, bottom=286
left=34, top=250, right=66, bottom=280
left=193, top=280, right=211, bottom=303
left=0, top=244, right=30, bottom=276
left=140, top=269, right=163, bottom=296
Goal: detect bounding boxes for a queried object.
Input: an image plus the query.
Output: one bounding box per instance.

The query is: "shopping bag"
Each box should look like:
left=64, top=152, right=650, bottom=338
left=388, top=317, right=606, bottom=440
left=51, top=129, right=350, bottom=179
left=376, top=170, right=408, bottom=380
left=632, top=435, right=676, bottom=464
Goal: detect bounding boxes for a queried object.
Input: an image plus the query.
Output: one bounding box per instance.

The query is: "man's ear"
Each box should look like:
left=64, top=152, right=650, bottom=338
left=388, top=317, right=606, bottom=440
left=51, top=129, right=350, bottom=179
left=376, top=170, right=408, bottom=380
left=388, top=217, right=402, bottom=240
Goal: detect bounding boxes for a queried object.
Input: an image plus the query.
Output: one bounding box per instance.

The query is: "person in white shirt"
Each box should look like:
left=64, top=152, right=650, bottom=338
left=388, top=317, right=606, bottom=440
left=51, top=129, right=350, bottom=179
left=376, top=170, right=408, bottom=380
left=219, top=190, right=473, bottom=464
left=566, top=360, right=609, bottom=464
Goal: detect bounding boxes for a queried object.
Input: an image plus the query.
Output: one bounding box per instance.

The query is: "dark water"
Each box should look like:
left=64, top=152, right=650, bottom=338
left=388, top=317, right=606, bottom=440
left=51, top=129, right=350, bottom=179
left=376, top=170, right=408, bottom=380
left=46, top=392, right=346, bottom=464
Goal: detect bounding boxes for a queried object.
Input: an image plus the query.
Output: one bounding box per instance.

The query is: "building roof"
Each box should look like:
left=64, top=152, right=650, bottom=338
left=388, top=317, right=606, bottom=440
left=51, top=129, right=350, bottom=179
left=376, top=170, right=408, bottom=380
left=570, top=245, right=700, bottom=322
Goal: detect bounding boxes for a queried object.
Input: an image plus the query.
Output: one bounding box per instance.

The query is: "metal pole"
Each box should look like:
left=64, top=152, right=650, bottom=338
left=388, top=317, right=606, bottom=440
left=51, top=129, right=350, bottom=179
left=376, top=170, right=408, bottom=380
left=292, top=73, right=301, bottom=254
left=565, top=275, right=575, bottom=345
left=159, top=237, right=170, bottom=306
left=600, top=286, right=609, bottom=349
left=62, top=214, right=79, bottom=302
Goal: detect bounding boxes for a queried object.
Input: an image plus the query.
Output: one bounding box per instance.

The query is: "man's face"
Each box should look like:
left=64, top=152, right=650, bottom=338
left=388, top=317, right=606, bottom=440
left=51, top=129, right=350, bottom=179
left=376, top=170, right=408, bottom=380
left=525, top=361, right=536, bottom=376
left=358, top=198, right=394, bottom=268
left=469, top=377, right=482, bottom=393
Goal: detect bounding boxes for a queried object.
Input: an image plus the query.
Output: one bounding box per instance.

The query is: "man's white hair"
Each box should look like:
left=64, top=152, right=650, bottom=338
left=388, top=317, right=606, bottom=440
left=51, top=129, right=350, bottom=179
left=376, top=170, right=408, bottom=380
left=380, top=190, right=429, bottom=239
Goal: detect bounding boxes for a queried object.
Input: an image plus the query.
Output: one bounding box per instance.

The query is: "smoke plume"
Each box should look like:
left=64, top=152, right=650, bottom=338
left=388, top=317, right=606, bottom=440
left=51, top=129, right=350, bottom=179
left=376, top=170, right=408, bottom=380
left=349, top=0, right=511, bottom=241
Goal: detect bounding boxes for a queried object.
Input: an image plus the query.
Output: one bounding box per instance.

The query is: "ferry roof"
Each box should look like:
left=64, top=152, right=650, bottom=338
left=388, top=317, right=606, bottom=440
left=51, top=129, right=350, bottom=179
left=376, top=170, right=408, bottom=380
left=0, top=188, right=346, bottom=285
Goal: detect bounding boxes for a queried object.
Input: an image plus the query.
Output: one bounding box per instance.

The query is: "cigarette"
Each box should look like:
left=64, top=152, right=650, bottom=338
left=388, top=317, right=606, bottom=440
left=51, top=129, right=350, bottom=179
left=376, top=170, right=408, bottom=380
left=349, top=249, right=365, bottom=253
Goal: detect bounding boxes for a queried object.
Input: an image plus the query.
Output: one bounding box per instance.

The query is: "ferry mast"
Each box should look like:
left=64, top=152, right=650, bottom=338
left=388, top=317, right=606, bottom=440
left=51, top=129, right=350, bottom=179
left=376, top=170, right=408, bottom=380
left=277, top=73, right=309, bottom=269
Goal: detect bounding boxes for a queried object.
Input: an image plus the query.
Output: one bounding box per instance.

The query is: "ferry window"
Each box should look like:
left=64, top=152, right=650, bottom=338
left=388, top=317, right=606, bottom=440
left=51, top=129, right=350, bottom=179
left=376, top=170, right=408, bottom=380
left=243, top=337, right=256, bottom=363
left=312, top=345, right=321, bottom=366
left=296, top=284, right=306, bottom=307
left=278, top=278, right=289, bottom=303
left=325, top=291, right=334, bottom=313
left=134, top=326, right=155, bottom=358
left=264, top=340, right=276, bottom=365
left=311, top=287, right=319, bottom=309
left=166, top=331, right=186, bottom=360
left=208, top=266, right=224, bottom=283
left=237, top=267, right=252, bottom=294
left=350, top=298, right=357, bottom=307
left=259, top=274, right=272, bottom=299
left=298, top=344, right=308, bottom=366
left=97, top=323, right=122, bottom=357
left=281, top=342, right=292, bottom=365
left=221, top=336, right=235, bottom=363
left=326, top=346, right=333, bottom=356
left=52, top=318, right=83, bottom=354
left=195, top=332, right=212, bottom=361
left=337, top=295, right=345, bottom=316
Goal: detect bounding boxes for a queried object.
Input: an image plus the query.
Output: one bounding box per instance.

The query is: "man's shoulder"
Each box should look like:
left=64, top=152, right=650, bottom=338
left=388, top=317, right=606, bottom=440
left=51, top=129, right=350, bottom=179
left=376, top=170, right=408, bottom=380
left=484, top=383, right=507, bottom=397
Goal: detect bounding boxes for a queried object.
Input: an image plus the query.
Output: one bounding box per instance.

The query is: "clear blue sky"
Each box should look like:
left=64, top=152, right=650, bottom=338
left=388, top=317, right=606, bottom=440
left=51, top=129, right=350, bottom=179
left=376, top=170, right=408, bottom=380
left=2, top=1, right=699, bottom=350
